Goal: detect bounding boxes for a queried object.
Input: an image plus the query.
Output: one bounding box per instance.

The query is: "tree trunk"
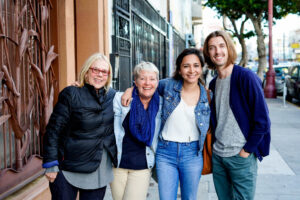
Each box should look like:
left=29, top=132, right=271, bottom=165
left=226, top=17, right=248, bottom=68
left=248, top=15, right=267, bottom=80
left=238, top=36, right=248, bottom=67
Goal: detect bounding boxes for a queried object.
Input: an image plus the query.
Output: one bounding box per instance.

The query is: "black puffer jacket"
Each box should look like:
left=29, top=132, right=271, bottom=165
left=43, top=84, right=117, bottom=173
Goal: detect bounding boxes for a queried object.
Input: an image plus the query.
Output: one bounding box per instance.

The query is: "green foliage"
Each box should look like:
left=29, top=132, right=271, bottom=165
left=243, top=31, right=255, bottom=38
left=204, top=0, right=300, bottom=77
left=205, top=0, right=299, bottom=21
left=204, top=0, right=300, bottom=40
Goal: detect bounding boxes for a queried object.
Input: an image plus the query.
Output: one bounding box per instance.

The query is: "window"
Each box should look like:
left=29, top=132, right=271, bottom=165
left=291, top=67, right=299, bottom=79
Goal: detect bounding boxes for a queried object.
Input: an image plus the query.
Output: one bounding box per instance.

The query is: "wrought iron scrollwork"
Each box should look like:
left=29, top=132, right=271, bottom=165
left=0, top=0, right=57, bottom=195
left=119, top=17, right=130, bottom=39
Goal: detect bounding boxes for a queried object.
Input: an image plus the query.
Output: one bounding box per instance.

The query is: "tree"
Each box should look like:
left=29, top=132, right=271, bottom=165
left=204, top=0, right=299, bottom=80
left=223, top=14, right=254, bottom=67
left=204, top=0, right=255, bottom=67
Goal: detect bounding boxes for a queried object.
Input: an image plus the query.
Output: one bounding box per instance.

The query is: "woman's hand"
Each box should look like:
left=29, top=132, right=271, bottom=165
left=239, top=149, right=250, bottom=158
left=121, top=87, right=134, bottom=106
left=70, top=81, right=80, bottom=87
left=45, top=172, right=58, bottom=183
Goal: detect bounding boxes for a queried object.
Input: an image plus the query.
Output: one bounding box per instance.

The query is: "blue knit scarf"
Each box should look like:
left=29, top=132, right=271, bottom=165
left=129, top=86, right=159, bottom=147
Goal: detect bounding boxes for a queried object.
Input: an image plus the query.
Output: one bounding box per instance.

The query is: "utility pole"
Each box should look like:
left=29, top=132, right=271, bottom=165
left=283, top=32, right=286, bottom=61
left=264, top=0, right=277, bottom=98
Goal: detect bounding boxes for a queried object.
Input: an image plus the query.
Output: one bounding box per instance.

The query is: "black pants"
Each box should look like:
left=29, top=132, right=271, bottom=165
left=49, top=171, right=107, bottom=200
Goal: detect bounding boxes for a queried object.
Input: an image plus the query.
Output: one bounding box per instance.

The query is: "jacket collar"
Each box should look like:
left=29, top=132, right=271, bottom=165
left=173, top=79, right=183, bottom=92
left=84, top=83, right=105, bottom=94
left=173, top=79, right=208, bottom=103
left=211, top=64, right=237, bottom=91
left=199, top=83, right=209, bottom=103
left=84, top=83, right=106, bottom=103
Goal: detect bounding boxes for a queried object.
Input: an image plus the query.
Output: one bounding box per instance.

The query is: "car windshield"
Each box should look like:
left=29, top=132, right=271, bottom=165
left=273, top=62, right=300, bottom=77
left=274, top=67, right=289, bottom=77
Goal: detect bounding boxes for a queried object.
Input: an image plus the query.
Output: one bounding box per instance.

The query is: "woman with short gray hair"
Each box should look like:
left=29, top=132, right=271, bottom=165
left=111, top=61, right=162, bottom=200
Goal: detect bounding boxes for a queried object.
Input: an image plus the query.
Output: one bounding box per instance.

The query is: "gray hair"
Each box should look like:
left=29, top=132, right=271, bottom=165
left=133, top=61, right=159, bottom=80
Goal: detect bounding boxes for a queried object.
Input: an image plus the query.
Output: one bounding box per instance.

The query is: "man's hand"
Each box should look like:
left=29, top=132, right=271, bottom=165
left=239, top=149, right=250, bottom=158
left=45, top=172, right=58, bottom=183
left=121, top=87, right=134, bottom=106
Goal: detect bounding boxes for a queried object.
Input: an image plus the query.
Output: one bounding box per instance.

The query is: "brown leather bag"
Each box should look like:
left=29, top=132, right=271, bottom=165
left=202, top=90, right=212, bottom=175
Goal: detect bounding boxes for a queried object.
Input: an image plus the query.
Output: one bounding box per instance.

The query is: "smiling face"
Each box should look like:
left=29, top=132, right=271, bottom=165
left=208, top=36, right=229, bottom=69
left=135, top=70, right=158, bottom=101
left=86, top=59, right=110, bottom=89
left=179, top=54, right=202, bottom=85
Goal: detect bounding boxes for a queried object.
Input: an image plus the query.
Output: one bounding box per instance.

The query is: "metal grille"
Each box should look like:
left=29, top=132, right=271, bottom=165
left=173, top=30, right=185, bottom=62
left=112, top=1, right=132, bottom=91
left=112, top=0, right=184, bottom=88
left=0, top=0, right=57, bottom=197
left=131, top=0, right=167, bottom=33
left=132, top=13, right=166, bottom=78
left=116, top=0, right=130, bottom=12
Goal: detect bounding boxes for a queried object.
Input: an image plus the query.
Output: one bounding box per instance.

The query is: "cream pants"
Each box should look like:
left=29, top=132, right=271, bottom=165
left=110, top=168, right=151, bottom=200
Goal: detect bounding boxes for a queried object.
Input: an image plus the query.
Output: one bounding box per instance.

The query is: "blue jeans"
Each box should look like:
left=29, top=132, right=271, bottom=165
left=155, top=139, right=203, bottom=200
left=212, top=153, right=257, bottom=200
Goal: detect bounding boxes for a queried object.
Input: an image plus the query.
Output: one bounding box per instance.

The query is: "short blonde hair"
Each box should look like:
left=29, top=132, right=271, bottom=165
left=133, top=61, right=159, bottom=81
left=78, top=53, right=113, bottom=90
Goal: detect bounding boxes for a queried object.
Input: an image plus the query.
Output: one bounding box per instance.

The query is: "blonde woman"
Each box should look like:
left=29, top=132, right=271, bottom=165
left=43, top=53, right=117, bottom=200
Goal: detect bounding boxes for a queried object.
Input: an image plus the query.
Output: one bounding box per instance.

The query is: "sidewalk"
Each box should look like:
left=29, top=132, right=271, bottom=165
left=104, top=98, right=300, bottom=200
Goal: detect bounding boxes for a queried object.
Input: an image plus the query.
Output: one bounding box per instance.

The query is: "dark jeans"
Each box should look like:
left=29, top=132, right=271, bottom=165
left=49, top=171, right=107, bottom=200
left=212, top=153, right=257, bottom=200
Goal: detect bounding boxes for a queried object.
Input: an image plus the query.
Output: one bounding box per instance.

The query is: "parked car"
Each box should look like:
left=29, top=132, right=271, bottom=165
left=285, top=64, right=300, bottom=101
left=263, top=62, right=297, bottom=95
left=273, top=65, right=290, bottom=95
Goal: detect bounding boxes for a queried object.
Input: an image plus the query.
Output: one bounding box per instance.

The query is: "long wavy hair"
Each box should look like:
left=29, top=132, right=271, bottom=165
left=203, top=30, right=237, bottom=70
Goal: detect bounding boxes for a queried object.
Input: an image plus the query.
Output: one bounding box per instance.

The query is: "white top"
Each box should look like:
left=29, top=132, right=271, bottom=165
left=162, top=99, right=199, bottom=142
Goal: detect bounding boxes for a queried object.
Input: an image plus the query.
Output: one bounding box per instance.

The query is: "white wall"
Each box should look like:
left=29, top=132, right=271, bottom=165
left=169, top=0, right=193, bottom=37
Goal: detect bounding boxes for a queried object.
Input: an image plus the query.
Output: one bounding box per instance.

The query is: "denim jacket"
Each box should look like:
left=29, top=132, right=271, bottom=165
left=158, top=78, right=211, bottom=153
left=113, top=92, right=162, bottom=169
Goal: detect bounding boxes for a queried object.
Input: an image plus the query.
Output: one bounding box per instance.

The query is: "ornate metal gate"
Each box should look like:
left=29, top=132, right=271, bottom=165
left=112, top=0, right=172, bottom=90
left=131, top=0, right=168, bottom=79
left=112, top=0, right=132, bottom=91
left=0, top=0, right=57, bottom=197
left=131, top=13, right=166, bottom=79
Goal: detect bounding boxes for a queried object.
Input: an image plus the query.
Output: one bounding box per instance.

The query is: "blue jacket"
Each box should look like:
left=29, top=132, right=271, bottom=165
left=209, top=65, right=271, bottom=161
left=158, top=78, right=211, bottom=153
left=113, top=92, right=162, bottom=169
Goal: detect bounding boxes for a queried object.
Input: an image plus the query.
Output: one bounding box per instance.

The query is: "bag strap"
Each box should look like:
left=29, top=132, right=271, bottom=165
left=206, top=89, right=211, bottom=104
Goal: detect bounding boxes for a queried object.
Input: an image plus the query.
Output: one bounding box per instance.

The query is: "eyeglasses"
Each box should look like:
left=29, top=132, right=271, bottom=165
left=89, top=67, right=110, bottom=76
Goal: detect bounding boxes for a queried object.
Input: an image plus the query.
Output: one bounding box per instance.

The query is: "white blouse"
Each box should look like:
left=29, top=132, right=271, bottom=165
left=161, top=99, right=199, bottom=142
